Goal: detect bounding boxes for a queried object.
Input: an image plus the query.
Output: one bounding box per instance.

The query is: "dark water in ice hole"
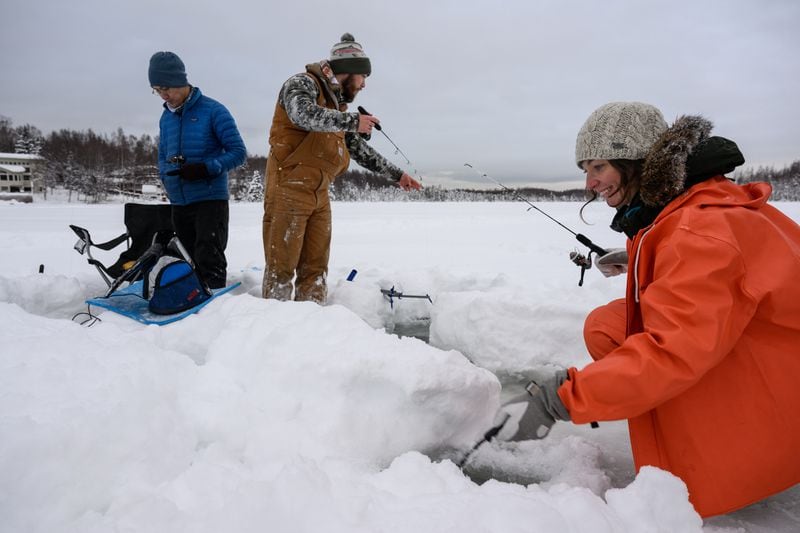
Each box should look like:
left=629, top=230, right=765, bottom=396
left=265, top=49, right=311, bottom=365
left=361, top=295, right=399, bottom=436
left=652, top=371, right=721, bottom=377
left=387, top=317, right=431, bottom=343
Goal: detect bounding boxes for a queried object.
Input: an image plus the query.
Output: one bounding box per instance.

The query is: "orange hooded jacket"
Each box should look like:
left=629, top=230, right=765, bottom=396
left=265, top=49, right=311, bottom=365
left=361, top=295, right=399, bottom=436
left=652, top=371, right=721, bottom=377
left=559, top=177, right=800, bottom=517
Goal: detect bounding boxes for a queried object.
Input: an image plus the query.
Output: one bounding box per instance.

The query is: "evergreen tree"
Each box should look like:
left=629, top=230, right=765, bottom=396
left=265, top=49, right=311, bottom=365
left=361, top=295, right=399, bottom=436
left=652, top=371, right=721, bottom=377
left=241, top=170, right=264, bottom=202
left=13, top=124, right=44, bottom=155
left=0, top=116, right=15, bottom=152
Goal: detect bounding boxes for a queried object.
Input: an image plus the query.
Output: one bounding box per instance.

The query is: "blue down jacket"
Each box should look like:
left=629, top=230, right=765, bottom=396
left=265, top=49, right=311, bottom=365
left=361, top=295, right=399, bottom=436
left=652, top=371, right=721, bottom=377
left=157, top=87, right=246, bottom=205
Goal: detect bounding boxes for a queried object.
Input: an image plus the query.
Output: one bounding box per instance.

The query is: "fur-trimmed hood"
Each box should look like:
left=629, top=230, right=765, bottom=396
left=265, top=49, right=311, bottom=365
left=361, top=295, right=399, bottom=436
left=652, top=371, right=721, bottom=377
left=640, top=115, right=744, bottom=207
left=609, top=116, right=746, bottom=237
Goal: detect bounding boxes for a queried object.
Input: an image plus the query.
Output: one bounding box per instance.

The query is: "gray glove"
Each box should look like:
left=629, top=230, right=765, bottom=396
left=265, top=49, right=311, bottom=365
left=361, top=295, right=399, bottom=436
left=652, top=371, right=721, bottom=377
left=595, top=248, right=628, bottom=277
left=495, top=369, right=571, bottom=441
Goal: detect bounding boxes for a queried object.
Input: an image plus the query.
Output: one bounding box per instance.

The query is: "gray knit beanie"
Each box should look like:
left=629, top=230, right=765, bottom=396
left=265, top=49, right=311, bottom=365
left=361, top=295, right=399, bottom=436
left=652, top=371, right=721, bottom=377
left=148, top=51, right=188, bottom=88
left=575, top=102, right=668, bottom=167
left=329, top=33, right=371, bottom=76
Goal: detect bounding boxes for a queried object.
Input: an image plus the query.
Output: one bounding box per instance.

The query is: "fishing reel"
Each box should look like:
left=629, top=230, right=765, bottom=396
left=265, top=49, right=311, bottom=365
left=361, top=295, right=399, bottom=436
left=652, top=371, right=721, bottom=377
left=569, top=249, right=596, bottom=287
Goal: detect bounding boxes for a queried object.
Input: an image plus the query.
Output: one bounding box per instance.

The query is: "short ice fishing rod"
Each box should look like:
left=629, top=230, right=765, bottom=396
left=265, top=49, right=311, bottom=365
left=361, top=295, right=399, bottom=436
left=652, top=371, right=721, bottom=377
left=464, top=163, right=608, bottom=286
left=357, top=106, right=418, bottom=176
left=457, top=413, right=510, bottom=469
left=381, top=286, right=433, bottom=310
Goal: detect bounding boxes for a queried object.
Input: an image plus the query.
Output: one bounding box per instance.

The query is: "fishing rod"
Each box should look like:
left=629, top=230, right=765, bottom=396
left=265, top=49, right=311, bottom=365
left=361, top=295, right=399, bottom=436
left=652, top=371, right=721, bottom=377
left=381, top=286, right=433, bottom=310
left=457, top=413, right=510, bottom=469
left=465, top=163, right=607, bottom=256
left=347, top=272, right=433, bottom=309
left=357, top=106, right=418, bottom=176
left=464, top=163, right=608, bottom=286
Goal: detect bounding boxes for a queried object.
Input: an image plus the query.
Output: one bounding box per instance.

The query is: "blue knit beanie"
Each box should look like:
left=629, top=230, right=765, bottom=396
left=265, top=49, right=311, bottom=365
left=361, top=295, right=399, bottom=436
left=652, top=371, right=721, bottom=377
left=148, top=51, right=188, bottom=87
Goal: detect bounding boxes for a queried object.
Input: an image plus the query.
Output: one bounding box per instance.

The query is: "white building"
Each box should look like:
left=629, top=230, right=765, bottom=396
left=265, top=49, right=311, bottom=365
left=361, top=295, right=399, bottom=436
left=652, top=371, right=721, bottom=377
left=0, top=152, right=45, bottom=194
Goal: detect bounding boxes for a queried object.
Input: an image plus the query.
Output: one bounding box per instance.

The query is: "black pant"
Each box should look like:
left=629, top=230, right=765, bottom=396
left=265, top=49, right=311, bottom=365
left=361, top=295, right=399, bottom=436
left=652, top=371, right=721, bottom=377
left=171, top=200, right=229, bottom=289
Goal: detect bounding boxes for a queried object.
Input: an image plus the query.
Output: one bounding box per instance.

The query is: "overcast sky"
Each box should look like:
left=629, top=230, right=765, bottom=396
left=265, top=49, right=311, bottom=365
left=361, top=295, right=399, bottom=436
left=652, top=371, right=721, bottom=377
left=2, top=0, right=798, bottom=189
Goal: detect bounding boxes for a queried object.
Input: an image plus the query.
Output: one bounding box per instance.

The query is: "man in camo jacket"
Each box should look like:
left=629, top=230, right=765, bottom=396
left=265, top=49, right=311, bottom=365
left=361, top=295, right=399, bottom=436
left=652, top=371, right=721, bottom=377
left=262, top=33, right=421, bottom=304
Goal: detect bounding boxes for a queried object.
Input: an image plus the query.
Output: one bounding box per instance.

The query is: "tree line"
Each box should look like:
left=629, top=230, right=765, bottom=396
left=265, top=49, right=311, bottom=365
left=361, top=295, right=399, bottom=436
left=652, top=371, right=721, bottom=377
left=328, top=169, right=589, bottom=202
left=2, top=116, right=798, bottom=202
left=735, top=161, right=800, bottom=201
left=1, top=116, right=271, bottom=202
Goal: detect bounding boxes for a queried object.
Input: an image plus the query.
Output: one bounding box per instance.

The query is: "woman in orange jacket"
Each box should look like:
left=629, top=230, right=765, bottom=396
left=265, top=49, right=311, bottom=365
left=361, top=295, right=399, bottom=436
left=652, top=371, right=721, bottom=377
left=496, top=102, right=800, bottom=517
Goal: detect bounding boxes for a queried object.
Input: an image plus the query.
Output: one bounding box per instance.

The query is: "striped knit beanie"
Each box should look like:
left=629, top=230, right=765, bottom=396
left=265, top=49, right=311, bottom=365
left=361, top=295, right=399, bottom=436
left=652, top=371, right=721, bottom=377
left=329, top=33, right=371, bottom=76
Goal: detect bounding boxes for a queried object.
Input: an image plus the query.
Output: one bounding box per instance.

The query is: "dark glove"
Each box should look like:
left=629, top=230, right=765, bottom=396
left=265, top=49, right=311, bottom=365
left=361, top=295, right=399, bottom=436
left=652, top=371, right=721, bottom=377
left=165, top=163, right=210, bottom=181
left=495, top=369, right=571, bottom=441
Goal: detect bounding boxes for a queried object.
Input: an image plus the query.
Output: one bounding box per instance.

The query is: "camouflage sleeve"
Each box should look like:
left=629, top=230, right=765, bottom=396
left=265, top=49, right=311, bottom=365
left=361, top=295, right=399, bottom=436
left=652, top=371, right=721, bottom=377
left=345, top=132, right=404, bottom=181
left=280, top=74, right=360, bottom=132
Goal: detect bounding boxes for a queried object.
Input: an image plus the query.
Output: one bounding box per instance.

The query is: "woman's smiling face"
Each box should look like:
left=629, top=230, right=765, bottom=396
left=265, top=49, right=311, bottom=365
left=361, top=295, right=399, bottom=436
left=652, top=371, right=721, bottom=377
left=582, top=159, right=627, bottom=207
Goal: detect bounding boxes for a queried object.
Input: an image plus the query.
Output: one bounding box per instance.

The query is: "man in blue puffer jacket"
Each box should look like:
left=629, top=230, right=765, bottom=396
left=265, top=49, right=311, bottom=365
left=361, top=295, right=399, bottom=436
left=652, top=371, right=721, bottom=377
left=149, top=51, right=246, bottom=288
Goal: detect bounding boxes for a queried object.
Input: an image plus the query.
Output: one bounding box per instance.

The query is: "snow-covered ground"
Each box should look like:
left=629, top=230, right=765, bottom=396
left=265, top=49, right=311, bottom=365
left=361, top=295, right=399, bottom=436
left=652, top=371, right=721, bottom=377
left=1, top=199, right=798, bottom=533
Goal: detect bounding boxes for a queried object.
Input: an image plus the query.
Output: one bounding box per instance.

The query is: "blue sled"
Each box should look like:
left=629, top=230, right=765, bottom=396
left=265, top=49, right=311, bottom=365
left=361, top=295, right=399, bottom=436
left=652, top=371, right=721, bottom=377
left=87, top=280, right=241, bottom=326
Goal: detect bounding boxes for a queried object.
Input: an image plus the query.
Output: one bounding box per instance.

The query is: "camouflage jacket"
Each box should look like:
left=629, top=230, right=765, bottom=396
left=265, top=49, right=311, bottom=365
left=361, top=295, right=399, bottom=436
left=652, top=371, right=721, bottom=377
left=278, top=67, right=403, bottom=181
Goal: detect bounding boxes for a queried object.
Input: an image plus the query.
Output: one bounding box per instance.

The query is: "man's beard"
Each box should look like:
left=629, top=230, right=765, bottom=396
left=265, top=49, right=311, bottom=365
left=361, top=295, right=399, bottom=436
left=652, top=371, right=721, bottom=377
left=340, top=75, right=361, bottom=103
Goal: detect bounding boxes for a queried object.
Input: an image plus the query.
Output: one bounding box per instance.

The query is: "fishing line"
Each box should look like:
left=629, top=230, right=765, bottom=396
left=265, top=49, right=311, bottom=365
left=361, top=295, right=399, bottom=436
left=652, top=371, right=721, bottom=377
left=357, top=106, right=419, bottom=178
left=464, top=163, right=607, bottom=255
left=464, top=163, right=609, bottom=286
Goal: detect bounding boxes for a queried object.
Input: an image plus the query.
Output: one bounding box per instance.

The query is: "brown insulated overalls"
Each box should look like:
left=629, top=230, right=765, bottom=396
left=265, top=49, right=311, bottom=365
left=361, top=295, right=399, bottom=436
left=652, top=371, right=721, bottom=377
left=262, top=66, right=350, bottom=303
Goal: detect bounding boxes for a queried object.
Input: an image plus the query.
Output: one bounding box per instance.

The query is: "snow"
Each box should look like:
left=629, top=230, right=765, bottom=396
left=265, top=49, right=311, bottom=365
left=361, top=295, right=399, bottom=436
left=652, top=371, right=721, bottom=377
left=0, top=152, right=44, bottom=160
left=0, top=163, right=27, bottom=173
left=1, top=199, right=799, bottom=533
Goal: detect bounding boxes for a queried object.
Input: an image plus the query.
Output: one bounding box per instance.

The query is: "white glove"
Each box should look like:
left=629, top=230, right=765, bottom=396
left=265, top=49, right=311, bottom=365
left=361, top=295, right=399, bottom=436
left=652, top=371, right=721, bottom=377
left=595, top=248, right=628, bottom=278
left=494, top=370, right=571, bottom=442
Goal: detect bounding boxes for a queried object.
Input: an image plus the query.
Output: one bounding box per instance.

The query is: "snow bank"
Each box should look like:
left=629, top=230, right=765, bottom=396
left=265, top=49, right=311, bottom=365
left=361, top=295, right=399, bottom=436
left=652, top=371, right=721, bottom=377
left=3, top=201, right=784, bottom=532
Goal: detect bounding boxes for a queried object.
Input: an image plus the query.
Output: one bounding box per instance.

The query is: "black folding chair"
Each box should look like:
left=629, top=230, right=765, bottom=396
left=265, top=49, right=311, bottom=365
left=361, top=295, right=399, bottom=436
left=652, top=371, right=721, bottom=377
left=70, top=203, right=174, bottom=288
left=102, top=229, right=195, bottom=298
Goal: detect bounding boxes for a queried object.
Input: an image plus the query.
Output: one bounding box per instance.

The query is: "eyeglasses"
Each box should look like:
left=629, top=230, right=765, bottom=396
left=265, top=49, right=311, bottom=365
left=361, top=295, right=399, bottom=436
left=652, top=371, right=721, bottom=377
left=151, top=86, right=172, bottom=95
